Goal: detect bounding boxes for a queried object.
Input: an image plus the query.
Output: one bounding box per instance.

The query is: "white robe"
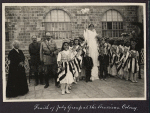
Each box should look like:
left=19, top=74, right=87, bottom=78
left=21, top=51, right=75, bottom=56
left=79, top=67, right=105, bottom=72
left=84, top=29, right=99, bottom=80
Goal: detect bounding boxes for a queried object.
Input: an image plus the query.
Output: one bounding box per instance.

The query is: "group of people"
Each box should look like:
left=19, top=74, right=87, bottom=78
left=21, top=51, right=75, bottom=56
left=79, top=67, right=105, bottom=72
left=6, top=24, right=142, bottom=97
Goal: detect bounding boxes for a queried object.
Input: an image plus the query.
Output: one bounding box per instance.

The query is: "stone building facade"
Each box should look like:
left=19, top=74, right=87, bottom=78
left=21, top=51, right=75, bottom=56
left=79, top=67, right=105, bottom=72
left=5, top=5, right=144, bottom=54
left=4, top=5, right=144, bottom=74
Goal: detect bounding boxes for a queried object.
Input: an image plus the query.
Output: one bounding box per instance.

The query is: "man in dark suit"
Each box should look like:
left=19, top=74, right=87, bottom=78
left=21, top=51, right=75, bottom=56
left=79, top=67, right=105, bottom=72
left=29, top=35, right=43, bottom=86
left=83, top=51, right=93, bottom=82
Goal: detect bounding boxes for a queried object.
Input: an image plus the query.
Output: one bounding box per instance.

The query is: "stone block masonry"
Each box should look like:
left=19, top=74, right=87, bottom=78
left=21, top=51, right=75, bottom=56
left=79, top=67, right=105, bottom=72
left=5, top=6, right=141, bottom=53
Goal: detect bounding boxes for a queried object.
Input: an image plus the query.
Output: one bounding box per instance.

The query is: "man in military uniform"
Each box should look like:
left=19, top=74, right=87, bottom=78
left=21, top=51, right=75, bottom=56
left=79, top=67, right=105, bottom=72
left=29, top=35, right=43, bottom=86
left=40, top=32, right=58, bottom=88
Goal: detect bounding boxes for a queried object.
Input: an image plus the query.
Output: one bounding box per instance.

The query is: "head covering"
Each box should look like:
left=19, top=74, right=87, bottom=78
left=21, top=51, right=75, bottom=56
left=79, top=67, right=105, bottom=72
left=74, top=37, right=79, bottom=41
left=32, top=35, right=37, bottom=39
left=46, top=32, right=52, bottom=37
left=88, top=24, right=94, bottom=28
left=124, top=46, right=130, bottom=51
left=79, top=36, right=85, bottom=41
left=119, top=45, right=124, bottom=52
left=104, top=43, right=107, bottom=47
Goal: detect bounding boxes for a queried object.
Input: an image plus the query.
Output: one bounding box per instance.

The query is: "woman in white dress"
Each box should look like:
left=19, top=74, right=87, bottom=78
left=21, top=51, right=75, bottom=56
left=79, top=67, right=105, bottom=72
left=83, top=24, right=99, bottom=80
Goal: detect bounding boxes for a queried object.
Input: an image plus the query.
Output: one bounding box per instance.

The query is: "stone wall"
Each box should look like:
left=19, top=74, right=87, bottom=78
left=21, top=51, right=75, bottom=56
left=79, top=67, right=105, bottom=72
left=5, top=6, right=140, bottom=52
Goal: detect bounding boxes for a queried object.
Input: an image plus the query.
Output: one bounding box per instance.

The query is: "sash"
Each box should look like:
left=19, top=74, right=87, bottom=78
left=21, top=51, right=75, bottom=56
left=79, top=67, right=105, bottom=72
left=128, top=58, right=138, bottom=73
left=110, top=54, right=117, bottom=68
left=57, top=61, right=75, bottom=82
left=73, top=57, right=81, bottom=73
left=57, top=62, right=67, bottom=82
left=122, top=52, right=129, bottom=69
left=117, top=53, right=124, bottom=72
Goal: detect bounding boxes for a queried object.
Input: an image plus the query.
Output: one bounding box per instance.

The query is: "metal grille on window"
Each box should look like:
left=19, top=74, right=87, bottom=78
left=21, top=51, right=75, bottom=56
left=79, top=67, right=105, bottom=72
left=102, top=10, right=123, bottom=38
left=44, top=10, right=71, bottom=39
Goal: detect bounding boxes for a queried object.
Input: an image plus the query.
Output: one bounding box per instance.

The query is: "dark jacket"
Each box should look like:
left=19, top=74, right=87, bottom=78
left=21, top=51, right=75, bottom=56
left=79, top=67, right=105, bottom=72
left=98, top=54, right=109, bottom=66
left=29, top=42, right=41, bottom=66
left=83, top=56, right=93, bottom=69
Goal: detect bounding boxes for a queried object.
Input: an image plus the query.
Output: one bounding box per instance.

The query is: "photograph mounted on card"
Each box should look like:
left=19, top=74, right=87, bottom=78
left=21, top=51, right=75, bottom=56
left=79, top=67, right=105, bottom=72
left=2, top=3, right=147, bottom=102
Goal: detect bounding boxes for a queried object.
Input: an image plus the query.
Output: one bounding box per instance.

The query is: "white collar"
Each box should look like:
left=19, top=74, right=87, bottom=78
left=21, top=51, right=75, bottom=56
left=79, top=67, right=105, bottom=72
left=14, top=48, right=19, bottom=53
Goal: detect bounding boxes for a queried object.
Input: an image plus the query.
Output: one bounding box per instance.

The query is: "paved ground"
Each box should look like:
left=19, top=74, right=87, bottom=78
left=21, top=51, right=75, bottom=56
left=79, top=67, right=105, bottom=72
left=6, top=65, right=145, bottom=100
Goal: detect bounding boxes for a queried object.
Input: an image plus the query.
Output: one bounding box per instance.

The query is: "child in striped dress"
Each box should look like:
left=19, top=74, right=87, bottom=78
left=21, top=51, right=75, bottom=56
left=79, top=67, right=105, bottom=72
left=116, top=45, right=124, bottom=79
left=110, top=45, right=118, bottom=76
left=107, top=43, right=112, bottom=77
left=71, top=38, right=82, bottom=83
left=128, top=50, right=139, bottom=83
left=57, top=41, right=75, bottom=95
left=122, top=45, right=130, bottom=80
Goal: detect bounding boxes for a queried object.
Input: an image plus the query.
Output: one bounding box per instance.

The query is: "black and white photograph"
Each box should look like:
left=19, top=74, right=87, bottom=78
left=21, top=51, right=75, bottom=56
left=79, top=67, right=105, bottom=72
left=2, top=3, right=147, bottom=102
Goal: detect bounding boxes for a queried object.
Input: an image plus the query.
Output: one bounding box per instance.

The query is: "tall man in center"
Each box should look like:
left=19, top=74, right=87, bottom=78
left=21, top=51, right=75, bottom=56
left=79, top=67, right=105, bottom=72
left=40, top=32, right=58, bottom=88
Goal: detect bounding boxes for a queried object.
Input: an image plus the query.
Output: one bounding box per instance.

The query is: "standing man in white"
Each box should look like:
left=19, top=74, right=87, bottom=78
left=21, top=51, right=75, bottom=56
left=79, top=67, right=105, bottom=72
left=84, top=24, right=100, bottom=81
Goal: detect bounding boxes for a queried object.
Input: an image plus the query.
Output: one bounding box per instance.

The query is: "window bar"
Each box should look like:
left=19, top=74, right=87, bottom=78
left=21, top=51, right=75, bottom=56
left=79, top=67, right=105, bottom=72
left=111, top=10, right=113, bottom=22
left=57, top=10, right=58, bottom=22
left=112, top=10, right=113, bottom=37
left=64, top=11, right=65, bottom=22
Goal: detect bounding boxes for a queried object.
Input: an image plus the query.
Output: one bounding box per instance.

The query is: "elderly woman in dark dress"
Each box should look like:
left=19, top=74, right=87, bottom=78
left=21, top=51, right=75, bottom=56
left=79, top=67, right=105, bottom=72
left=6, top=40, right=29, bottom=98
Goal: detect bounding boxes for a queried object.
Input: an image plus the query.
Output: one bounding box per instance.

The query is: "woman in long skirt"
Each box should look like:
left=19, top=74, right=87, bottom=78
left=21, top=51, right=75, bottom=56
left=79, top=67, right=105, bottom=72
left=6, top=40, right=29, bottom=98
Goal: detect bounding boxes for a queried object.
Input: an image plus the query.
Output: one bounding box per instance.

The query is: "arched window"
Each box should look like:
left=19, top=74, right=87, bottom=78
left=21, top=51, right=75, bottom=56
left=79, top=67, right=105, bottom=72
left=44, top=9, right=71, bottom=39
left=102, top=10, right=123, bottom=38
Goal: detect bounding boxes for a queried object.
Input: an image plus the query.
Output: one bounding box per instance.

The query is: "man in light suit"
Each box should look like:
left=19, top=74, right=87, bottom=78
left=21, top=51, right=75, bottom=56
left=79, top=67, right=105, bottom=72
left=40, top=33, right=58, bottom=88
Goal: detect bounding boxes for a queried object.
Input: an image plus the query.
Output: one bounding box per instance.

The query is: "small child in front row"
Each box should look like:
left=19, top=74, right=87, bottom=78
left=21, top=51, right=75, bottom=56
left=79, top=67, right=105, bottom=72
left=57, top=42, right=75, bottom=95
left=107, top=42, right=112, bottom=77
left=122, top=45, right=130, bottom=80
left=128, top=50, right=139, bottom=83
left=116, top=45, right=124, bottom=79
left=110, top=46, right=118, bottom=77
left=98, top=46, right=109, bottom=80
left=83, top=51, right=93, bottom=82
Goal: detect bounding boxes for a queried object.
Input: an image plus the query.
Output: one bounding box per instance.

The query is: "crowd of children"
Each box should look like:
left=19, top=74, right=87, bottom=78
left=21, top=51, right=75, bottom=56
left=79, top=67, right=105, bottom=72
left=56, top=36, right=140, bottom=95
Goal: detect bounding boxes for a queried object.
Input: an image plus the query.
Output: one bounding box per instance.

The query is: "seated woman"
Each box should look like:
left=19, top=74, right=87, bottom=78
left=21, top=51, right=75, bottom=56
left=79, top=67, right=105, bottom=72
left=6, top=40, right=29, bottom=98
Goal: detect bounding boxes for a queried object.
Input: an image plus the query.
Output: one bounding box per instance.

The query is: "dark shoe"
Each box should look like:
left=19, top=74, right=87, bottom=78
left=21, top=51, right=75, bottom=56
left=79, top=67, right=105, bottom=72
left=40, top=82, right=44, bottom=85
left=44, top=84, right=49, bottom=88
left=138, top=76, right=142, bottom=79
left=55, top=84, right=60, bottom=88
left=35, top=82, right=38, bottom=86
left=89, top=80, right=92, bottom=82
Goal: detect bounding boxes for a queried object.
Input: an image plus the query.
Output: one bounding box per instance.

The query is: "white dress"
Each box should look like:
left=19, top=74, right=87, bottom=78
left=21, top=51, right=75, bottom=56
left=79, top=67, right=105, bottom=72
left=84, top=29, right=99, bottom=80
left=57, top=50, right=74, bottom=84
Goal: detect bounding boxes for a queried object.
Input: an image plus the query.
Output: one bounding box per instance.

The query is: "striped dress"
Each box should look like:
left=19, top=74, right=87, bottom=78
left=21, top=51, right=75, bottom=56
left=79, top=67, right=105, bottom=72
left=128, top=50, right=139, bottom=73
left=57, top=50, right=75, bottom=84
